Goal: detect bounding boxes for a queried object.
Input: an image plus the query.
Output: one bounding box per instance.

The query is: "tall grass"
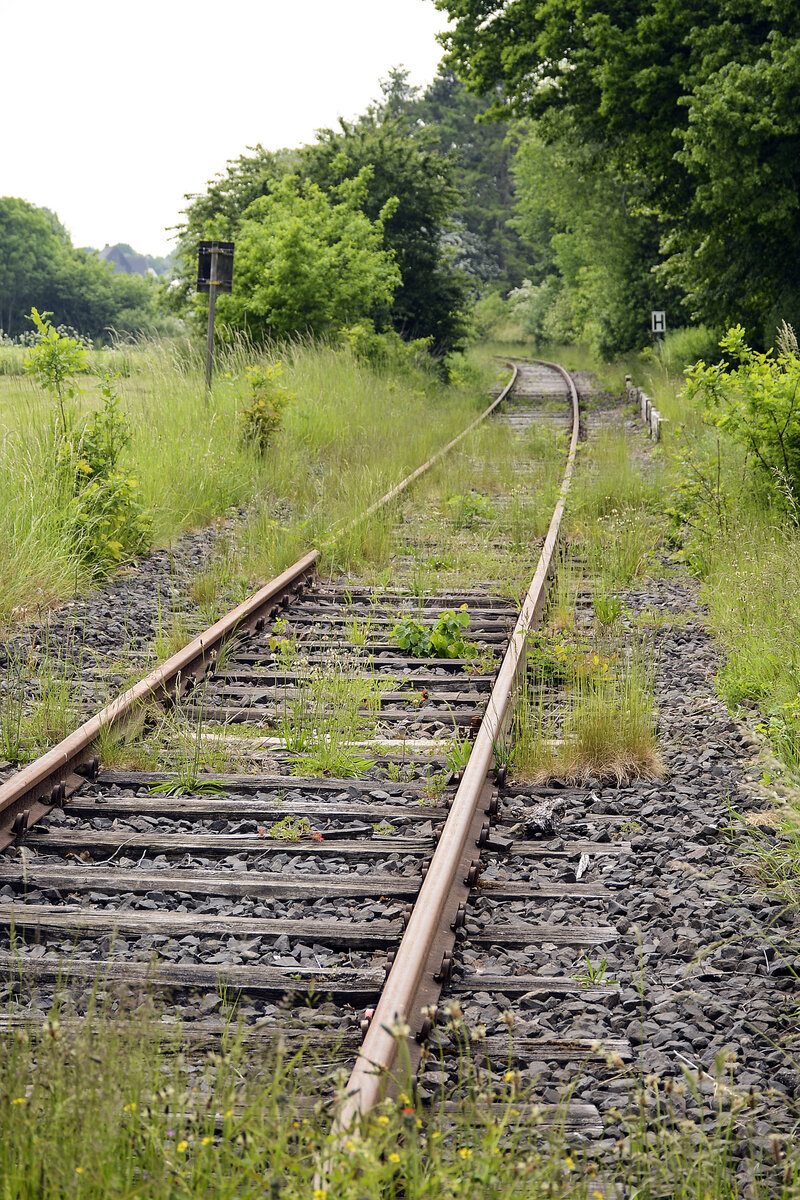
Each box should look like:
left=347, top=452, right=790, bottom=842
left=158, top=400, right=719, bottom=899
left=567, top=420, right=664, bottom=586
left=1, top=994, right=796, bottom=1198
left=0, top=337, right=488, bottom=626
left=512, top=636, right=663, bottom=784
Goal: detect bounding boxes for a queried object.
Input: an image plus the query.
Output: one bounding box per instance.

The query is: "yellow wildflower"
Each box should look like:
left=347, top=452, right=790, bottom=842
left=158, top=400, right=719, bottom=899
left=12, top=1097, right=26, bottom=1105
left=459, top=1147, right=473, bottom=1160
left=202, top=1136, right=213, bottom=1146
left=177, top=1140, right=188, bottom=1153
left=388, top=1152, right=401, bottom=1163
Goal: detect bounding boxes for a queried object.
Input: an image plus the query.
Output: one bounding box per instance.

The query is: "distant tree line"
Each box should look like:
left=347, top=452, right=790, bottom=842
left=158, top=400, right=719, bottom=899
left=0, top=198, right=174, bottom=342
left=1, top=70, right=537, bottom=357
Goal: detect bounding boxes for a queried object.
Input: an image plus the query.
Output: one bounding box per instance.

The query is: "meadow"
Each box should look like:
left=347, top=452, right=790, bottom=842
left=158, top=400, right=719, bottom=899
left=0, top=336, right=491, bottom=628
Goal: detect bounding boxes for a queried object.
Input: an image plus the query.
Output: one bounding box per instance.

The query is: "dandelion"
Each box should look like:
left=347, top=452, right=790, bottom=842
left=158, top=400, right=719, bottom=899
left=177, top=1141, right=188, bottom=1153
left=75, top=1168, right=84, bottom=1174
left=313, top=1190, right=327, bottom=1200
left=388, top=1152, right=400, bottom=1163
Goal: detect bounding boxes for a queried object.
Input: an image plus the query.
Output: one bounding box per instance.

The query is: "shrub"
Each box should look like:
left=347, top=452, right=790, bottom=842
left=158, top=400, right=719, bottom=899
left=338, top=320, right=432, bottom=373
left=239, top=362, right=294, bottom=452
left=683, top=324, right=800, bottom=503
left=65, top=471, right=151, bottom=569
left=23, top=310, right=152, bottom=574
left=23, top=307, right=87, bottom=435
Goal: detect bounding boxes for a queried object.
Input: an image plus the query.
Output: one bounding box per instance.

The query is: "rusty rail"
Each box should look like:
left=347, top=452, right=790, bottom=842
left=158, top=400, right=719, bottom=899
left=331, top=358, right=581, bottom=1132
left=0, top=366, right=518, bottom=847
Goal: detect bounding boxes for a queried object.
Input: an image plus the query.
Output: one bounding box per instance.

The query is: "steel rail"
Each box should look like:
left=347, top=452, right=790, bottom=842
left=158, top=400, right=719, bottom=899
left=332, top=358, right=581, bottom=1132
left=0, top=366, right=518, bottom=844
left=343, top=365, right=519, bottom=530
left=0, top=552, right=319, bottom=841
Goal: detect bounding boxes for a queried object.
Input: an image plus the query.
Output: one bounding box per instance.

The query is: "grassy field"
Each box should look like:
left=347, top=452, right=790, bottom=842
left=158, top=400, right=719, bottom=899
left=0, top=337, right=493, bottom=627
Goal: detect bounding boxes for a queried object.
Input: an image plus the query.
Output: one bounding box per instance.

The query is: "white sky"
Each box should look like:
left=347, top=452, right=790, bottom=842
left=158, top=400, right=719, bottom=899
left=2, top=0, right=450, bottom=256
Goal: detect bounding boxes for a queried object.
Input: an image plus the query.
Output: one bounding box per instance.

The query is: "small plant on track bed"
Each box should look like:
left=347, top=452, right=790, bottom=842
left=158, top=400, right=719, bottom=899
left=513, top=636, right=664, bottom=785
left=267, top=814, right=322, bottom=841
left=391, top=605, right=476, bottom=659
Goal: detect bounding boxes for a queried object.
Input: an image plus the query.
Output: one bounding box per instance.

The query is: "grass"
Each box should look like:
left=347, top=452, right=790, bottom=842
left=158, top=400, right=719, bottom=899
left=0, top=335, right=489, bottom=627
left=0, top=644, right=80, bottom=766
left=1, top=993, right=799, bottom=1198
left=277, top=652, right=390, bottom=775
left=616, top=338, right=800, bottom=896
left=567, top=421, right=665, bottom=587
left=511, top=639, right=663, bottom=785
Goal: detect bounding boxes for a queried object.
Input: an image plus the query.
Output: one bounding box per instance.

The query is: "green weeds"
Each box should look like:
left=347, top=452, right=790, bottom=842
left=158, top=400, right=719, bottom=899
left=513, top=633, right=663, bottom=785
left=1, top=992, right=798, bottom=1198
left=391, top=606, right=475, bottom=659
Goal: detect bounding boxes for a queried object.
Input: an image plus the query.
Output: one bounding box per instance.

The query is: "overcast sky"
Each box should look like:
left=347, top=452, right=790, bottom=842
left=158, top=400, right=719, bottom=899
left=3, top=0, right=450, bottom=256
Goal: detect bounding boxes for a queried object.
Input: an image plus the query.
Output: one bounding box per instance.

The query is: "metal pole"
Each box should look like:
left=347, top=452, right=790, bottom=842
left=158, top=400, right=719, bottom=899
left=205, top=248, right=218, bottom=390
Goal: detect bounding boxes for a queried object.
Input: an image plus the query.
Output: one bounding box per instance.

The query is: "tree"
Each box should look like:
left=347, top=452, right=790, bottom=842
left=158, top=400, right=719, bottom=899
left=0, top=197, right=165, bottom=341
left=434, top=0, right=800, bottom=345
left=170, top=146, right=297, bottom=316
left=303, top=96, right=471, bottom=353
left=210, top=172, right=400, bottom=341
left=0, top=199, right=67, bottom=337
left=511, top=135, right=675, bottom=357
left=411, top=67, right=533, bottom=290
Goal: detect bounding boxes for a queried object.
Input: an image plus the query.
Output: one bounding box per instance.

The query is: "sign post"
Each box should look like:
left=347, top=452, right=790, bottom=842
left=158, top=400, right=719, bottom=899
left=197, top=240, right=234, bottom=389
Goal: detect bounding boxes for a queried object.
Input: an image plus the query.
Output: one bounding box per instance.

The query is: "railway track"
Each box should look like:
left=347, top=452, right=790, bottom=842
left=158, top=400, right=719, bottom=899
left=2, top=357, right=796, bottom=1165
left=0, top=358, right=581, bottom=1095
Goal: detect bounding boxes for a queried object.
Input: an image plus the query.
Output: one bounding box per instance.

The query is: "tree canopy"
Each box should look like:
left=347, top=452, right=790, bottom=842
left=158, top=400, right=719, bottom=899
left=174, top=74, right=476, bottom=354
left=435, top=0, right=800, bottom=348
left=210, top=172, right=400, bottom=341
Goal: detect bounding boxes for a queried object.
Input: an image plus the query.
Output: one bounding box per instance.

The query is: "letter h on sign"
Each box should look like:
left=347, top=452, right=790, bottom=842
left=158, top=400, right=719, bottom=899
left=651, top=311, right=666, bottom=334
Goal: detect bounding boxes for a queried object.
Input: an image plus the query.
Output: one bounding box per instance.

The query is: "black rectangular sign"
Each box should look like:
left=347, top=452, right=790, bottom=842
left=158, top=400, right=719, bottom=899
left=197, top=241, right=234, bottom=293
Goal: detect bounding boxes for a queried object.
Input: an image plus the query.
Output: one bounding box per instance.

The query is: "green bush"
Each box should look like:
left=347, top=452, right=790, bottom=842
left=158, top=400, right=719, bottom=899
left=338, top=319, right=432, bottom=373
left=65, top=471, right=151, bottom=568
left=647, top=325, right=722, bottom=374
left=23, top=310, right=152, bottom=574
left=683, top=325, right=800, bottom=503
left=239, top=362, right=294, bottom=452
